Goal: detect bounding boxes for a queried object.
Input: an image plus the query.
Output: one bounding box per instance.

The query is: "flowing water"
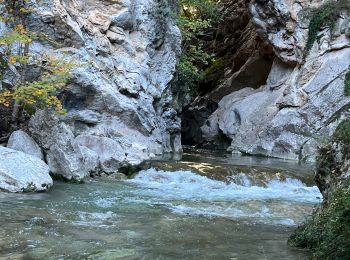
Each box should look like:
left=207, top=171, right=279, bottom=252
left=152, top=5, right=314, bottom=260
left=0, top=150, right=322, bottom=259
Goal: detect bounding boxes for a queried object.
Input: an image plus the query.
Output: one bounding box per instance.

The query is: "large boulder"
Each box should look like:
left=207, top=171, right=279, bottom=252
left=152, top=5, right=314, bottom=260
left=7, top=130, right=44, bottom=160
left=0, top=147, right=53, bottom=193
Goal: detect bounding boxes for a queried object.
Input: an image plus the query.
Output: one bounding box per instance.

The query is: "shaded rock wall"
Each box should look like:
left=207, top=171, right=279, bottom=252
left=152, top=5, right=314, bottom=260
left=181, top=0, right=275, bottom=147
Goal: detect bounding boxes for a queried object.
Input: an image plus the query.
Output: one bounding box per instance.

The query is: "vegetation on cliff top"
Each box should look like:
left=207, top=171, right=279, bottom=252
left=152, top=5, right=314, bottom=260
left=305, top=0, right=350, bottom=57
left=176, top=0, right=220, bottom=99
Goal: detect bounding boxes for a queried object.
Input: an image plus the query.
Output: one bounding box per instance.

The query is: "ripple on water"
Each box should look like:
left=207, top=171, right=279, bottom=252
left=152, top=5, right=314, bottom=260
left=0, top=161, right=319, bottom=259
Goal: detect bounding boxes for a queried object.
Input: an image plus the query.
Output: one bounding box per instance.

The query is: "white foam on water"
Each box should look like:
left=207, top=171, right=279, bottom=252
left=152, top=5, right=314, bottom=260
left=128, top=168, right=322, bottom=203
left=125, top=168, right=322, bottom=226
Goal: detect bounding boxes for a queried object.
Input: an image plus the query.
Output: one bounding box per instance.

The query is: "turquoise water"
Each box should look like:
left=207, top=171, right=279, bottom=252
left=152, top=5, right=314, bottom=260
left=0, top=152, right=321, bottom=259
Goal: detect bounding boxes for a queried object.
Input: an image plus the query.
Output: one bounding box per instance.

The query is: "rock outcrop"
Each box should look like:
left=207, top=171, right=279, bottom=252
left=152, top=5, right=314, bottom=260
left=184, top=0, right=350, bottom=162
left=315, top=119, right=350, bottom=200
left=0, top=147, right=52, bottom=192
left=181, top=0, right=275, bottom=146
left=0, top=0, right=182, bottom=180
left=7, top=130, right=44, bottom=160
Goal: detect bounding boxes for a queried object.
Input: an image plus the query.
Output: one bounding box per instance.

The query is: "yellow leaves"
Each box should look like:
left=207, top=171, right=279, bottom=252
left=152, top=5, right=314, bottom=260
left=0, top=90, right=13, bottom=108
left=3, top=91, right=12, bottom=98
left=0, top=2, right=69, bottom=115
left=8, top=56, right=77, bottom=114
left=35, top=90, right=43, bottom=96
left=46, top=96, right=63, bottom=112
left=0, top=3, right=76, bottom=116
left=14, top=24, right=26, bottom=35
left=9, top=56, right=16, bottom=64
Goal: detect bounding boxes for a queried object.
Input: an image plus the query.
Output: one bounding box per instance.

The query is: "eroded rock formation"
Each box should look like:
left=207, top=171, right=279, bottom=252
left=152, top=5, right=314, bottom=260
left=0, top=0, right=182, bottom=181
left=184, top=0, right=350, bottom=161
left=181, top=0, right=275, bottom=147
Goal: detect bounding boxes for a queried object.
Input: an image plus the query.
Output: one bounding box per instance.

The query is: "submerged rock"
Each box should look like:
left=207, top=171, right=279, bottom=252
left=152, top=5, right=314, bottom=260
left=0, top=147, right=52, bottom=193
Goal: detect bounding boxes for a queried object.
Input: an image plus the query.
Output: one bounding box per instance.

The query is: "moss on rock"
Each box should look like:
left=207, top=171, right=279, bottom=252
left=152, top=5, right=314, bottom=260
left=333, top=119, right=350, bottom=159
left=289, top=119, right=350, bottom=259
left=204, top=57, right=225, bottom=84
left=288, top=178, right=350, bottom=259
left=118, top=165, right=140, bottom=178
left=305, top=0, right=350, bottom=58
left=345, top=70, right=350, bottom=96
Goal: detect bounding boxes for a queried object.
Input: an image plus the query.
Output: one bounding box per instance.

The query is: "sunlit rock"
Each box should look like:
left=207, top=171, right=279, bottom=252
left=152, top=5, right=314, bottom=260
left=0, top=147, right=52, bottom=193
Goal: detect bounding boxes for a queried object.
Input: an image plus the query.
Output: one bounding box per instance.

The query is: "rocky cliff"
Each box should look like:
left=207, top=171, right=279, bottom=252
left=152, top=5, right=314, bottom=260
left=0, top=0, right=182, bottom=181
left=183, top=0, right=350, bottom=162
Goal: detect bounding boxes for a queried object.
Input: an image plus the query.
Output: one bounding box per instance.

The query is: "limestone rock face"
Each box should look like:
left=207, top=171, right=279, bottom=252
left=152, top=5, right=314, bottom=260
left=0, top=0, right=181, bottom=180
left=0, top=147, right=52, bottom=193
left=7, top=130, right=44, bottom=160
left=247, top=0, right=343, bottom=64
left=185, top=0, right=350, bottom=161
left=181, top=0, right=275, bottom=146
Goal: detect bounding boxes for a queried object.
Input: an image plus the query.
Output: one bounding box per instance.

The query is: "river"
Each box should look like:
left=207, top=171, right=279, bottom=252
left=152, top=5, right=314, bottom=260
left=0, top=150, right=321, bottom=259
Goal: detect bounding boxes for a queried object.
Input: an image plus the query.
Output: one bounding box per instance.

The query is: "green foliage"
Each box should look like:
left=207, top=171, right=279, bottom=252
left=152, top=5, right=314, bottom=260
left=0, top=2, right=76, bottom=115
left=289, top=120, right=350, bottom=258
left=12, top=55, right=75, bottom=114
left=179, top=0, right=219, bottom=19
left=178, top=17, right=212, bottom=42
left=288, top=178, right=350, bottom=259
left=344, top=70, right=350, bottom=96
left=316, top=143, right=338, bottom=184
left=177, top=58, right=202, bottom=94
left=333, top=119, right=350, bottom=145
left=176, top=0, right=220, bottom=96
left=305, top=0, right=350, bottom=57
left=204, top=57, right=225, bottom=84
left=177, top=44, right=212, bottom=94
left=21, top=182, right=37, bottom=193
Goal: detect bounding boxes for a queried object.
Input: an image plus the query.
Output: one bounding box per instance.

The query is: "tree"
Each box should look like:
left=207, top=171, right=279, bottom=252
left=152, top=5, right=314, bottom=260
left=0, top=0, right=76, bottom=129
left=176, top=0, right=220, bottom=100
